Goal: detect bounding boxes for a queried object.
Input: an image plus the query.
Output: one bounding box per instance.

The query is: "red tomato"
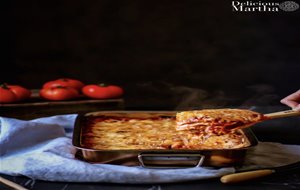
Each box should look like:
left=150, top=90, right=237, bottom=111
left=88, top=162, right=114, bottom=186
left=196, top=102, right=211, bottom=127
left=7, top=85, right=31, bottom=101
left=39, top=86, right=79, bottom=101
left=0, top=86, right=18, bottom=103
left=0, top=84, right=31, bottom=103
left=43, top=78, right=85, bottom=91
left=82, top=84, right=124, bottom=99
left=106, top=85, right=124, bottom=98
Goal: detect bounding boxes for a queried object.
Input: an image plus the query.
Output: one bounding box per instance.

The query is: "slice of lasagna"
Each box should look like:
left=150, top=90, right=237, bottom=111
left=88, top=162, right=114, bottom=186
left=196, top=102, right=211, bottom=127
left=176, top=109, right=265, bottom=135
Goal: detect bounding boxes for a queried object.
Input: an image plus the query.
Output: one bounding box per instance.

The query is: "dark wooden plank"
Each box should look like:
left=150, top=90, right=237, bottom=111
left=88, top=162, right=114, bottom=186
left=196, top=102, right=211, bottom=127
left=0, top=90, right=125, bottom=120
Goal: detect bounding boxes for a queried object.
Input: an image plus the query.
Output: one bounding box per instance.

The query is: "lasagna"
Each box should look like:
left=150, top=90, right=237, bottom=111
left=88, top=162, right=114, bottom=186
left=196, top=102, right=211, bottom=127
left=176, top=109, right=265, bottom=135
left=80, top=112, right=251, bottom=150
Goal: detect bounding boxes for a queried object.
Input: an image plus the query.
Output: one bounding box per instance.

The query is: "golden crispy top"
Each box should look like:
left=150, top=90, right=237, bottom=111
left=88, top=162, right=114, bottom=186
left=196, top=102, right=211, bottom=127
left=176, top=108, right=264, bottom=134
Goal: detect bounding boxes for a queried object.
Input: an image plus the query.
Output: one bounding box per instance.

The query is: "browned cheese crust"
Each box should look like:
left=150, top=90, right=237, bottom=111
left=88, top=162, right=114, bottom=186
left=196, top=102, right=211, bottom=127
left=176, top=108, right=265, bottom=135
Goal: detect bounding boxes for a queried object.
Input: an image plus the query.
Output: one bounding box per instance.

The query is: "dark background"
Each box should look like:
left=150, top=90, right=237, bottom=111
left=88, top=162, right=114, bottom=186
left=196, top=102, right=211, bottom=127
left=2, top=0, right=300, bottom=109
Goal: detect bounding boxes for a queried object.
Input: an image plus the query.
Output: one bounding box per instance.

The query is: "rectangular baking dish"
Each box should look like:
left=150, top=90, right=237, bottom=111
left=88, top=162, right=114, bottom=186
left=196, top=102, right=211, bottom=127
left=72, top=111, right=258, bottom=168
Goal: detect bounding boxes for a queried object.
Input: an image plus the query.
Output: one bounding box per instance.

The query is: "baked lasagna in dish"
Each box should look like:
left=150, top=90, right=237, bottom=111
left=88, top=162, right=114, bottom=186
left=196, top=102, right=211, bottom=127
left=80, top=112, right=251, bottom=150
left=176, top=109, right=265, bottom=135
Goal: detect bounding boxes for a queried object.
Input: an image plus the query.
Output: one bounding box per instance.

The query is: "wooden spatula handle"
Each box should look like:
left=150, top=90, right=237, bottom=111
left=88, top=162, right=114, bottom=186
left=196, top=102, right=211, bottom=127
left=220, top=169, right=274, bottom=184
left=0, top=176, right=29, bottom=190
left=264, top=110, right=300, bottom=119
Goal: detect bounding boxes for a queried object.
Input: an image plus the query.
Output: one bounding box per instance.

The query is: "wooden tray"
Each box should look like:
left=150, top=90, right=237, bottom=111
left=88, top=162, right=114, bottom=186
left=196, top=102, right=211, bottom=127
left=0, top=90, right=125, bottom=120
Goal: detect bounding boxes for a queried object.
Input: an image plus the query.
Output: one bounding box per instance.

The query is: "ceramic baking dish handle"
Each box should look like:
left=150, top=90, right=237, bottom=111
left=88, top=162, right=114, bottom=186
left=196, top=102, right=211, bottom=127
left=138, top=153, right=205, bottom=168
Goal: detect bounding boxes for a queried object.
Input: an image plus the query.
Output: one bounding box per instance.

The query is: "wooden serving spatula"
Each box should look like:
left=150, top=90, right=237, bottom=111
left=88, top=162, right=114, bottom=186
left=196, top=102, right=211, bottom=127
left=238, top=109, right=300, bottom=130
left=216, top=109, right=300, bottom=134
left=176, top=109, right=300, bottom=135
left=264, top=109, right=300, bottom=119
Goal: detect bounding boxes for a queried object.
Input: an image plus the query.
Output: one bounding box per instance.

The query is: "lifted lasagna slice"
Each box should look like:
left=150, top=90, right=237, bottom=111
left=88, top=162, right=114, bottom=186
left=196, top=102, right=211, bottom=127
left=176, top=108, right=265, bottom=135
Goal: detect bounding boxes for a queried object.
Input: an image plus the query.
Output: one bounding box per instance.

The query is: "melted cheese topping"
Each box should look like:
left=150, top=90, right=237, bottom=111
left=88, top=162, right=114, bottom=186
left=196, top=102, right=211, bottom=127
left=80, top=113, right=250, bottom=150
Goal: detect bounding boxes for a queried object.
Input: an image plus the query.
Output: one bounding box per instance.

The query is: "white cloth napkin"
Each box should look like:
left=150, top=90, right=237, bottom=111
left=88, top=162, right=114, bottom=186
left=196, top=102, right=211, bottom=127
left=0, top=115, right=299, bottom=184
